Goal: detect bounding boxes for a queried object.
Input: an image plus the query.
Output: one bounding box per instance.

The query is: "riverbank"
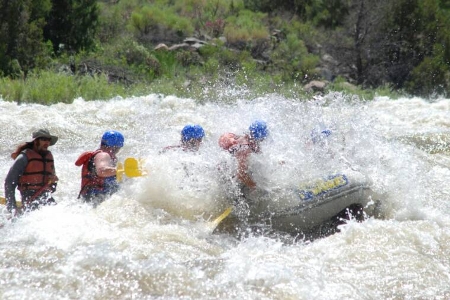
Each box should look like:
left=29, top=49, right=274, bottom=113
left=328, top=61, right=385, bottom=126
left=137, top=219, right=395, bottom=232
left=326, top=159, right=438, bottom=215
left=0, top=70, right=403, bottom=105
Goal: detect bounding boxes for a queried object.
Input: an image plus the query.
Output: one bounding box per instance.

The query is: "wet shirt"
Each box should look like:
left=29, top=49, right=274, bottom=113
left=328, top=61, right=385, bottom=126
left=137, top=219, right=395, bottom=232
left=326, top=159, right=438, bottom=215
left=4, top=154, right=28, bottom=210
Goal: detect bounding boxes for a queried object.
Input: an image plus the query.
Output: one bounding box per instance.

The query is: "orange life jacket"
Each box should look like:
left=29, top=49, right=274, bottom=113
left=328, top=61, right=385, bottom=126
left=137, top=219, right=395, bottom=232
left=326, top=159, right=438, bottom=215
left=75, top=150, right=105, bottom=197
left=18, top=149, right=55, bottom=192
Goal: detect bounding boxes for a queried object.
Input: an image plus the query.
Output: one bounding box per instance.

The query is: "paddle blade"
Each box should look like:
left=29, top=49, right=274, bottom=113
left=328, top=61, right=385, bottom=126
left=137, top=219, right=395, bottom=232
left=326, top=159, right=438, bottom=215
left=208, top=206, right=233, bottom=231
left=0, top=196, right=23, bottom=208
left=124, top=157, right=148, bottom=177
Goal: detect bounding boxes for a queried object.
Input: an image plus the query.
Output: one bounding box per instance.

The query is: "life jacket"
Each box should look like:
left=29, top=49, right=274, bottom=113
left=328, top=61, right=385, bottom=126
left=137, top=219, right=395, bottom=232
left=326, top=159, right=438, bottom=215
left=218, top=133, right=256, bottom=154
left=75, top=150, right=114, bottom=197
left=18, top=149, right=55, bottom=192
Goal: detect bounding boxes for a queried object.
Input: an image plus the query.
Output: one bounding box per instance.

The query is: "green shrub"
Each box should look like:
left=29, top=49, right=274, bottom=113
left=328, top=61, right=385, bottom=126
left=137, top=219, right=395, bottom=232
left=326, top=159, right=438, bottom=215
left=97, top=3, right=128, bottom=42
left=284, top=19, right=323, bottom=51
left=0, top=77, right=26, bottom=102
left=224, top=9, right=269, bottom=44
left=406, top=52, right=450, bottom=97
left=270, top=33, right=320, bottom=82
left=171, top=0, right=245, bottom=37
left=0, top=71, right=151, bottom=104
left=203, top=57, right=220, bottom=75
left=153, top=51, right=183, bottom=79
left=129, top=5, right=194, bottom=37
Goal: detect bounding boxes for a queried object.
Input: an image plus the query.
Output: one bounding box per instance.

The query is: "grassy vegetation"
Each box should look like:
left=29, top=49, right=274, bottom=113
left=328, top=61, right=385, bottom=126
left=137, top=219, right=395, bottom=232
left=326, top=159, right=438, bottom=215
left=0, top=69, right=403, bottom=105
left=0, top=71, right=148, bottom=104
left=0, top=0, right=409, bottom=105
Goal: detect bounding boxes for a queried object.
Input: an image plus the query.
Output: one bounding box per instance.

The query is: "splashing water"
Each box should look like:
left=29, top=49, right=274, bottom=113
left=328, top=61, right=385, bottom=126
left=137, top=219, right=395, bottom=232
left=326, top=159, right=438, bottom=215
left=1, top=92, right=450, bottom=299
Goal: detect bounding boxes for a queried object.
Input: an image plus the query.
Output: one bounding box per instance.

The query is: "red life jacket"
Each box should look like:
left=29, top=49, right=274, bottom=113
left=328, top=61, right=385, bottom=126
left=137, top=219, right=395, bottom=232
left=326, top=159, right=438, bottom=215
left=75, top=150, right=105, bottom=197
left=18, top=149, right=55, bottom=192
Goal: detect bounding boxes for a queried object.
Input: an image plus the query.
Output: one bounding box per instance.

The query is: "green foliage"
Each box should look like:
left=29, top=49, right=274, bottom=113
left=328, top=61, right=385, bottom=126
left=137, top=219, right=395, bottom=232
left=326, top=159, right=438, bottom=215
left=0, top=70, right=150, bottom=104
left=153, top=51, right=183, bottom=79
left=378, top=0, right=450, bottom=93
left=172, top=0, right=237, bottom=35
left=129, top=5, right=194, bottom=38
left=0, top=77, right=26, bottom=102
left=97, top=2, right=128, bottom=42
left=270, top=33, right=320, bottom=81
left=308, top=0, right=350, bottom=28
left=44, top=0, right=99, bottom=53
left=243, top=0, right=349, bottom=29
left=283, top=19, right=323, bottom=53
left=203, top=57, right=221, bottom=75
left=224, top=9, right=269, bottom=43
left=29, top=0, right=52, bottom=19
left=198, top=43, right=259, bottom=79
left=1, top=0, right=448, bottom=102
left=243, top=0, right=278, bottom=12
left=26, top=71, right=78, bottom=103
left=406, top=44, right=450, bottom=97
left=118, top=41, right=160, bottom=72
left=0, top=0, right=52, bottom=77
left=91, top=38, right=161, bottom=81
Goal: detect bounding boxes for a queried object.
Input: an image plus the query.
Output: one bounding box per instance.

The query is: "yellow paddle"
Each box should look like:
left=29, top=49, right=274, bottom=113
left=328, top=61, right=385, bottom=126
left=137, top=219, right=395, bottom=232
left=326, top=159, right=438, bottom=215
left=124, top=157, right=148, bottom=177
left=116, top=162, right=124, bottom=182
left=116, top=158, right=148, bottom=182
left=0, top=196, right=23, bottom=208
left=1, top=180, right=54, bottom=209
left=208, top=206, right=233, bottom=231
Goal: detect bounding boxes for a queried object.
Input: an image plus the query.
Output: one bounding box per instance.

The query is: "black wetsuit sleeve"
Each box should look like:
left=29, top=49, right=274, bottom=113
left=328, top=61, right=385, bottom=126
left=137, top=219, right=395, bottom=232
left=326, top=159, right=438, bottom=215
left=4, top=154, right=28, bottom=212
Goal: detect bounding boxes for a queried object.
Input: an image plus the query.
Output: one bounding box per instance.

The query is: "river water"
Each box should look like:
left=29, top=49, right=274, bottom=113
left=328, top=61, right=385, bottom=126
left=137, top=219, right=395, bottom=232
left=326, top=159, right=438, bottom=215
left=1, top=92, right=450, bottom=299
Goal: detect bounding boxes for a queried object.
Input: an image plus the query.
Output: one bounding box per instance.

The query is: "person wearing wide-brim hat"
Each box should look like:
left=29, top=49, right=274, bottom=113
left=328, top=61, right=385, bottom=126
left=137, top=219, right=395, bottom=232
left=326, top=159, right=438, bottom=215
left=4, top=128, right=59, bottom=216
left=30, top=128, right=58, bottom=146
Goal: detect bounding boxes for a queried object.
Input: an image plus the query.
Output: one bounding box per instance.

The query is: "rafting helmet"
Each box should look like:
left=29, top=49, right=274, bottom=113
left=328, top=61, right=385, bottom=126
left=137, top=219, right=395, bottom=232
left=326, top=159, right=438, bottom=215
left=311, top=128, right=332, bottom=144
left=101, top=130, right=124, bottom=147
left=193, top=125, right=205, bottom=139
left=181, top=125, right=205, bottom=141
left=249, top=120, right=268, bottom=140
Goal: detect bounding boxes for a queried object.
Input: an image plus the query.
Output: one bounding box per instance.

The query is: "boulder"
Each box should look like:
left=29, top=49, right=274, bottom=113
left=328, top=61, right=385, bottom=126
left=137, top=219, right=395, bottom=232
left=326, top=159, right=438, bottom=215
left=154, top=43, right=169, bottom=51
left=304, top=80, right=328, bottom=92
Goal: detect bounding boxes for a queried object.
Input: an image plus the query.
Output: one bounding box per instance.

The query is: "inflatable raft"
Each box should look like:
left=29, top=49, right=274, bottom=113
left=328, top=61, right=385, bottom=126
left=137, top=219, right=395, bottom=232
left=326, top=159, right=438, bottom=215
left=215, top=169, right=383, bottom=236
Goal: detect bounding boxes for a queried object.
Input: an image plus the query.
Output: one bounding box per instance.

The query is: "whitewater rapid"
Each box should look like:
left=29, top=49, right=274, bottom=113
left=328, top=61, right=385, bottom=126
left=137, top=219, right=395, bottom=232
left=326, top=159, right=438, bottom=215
left=1, top=92, right=450, bottom=299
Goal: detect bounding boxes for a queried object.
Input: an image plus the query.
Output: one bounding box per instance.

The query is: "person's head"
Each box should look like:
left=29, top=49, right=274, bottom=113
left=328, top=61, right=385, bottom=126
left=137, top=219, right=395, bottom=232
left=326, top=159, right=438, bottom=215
left=181, top=124, right=204, bottom=151
left=31, top=129, right=58, bottom=153
left=249, top=120, right=268, bottom=142
left=311, top=128, right=332, bottom=145
left=101, top=130, right=124, bottom=154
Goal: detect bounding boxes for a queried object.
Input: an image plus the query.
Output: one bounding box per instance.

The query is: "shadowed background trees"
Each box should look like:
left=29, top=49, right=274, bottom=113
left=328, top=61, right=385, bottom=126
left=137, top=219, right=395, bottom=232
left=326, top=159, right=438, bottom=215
left=0, top=0, right=98, bottom=78
left=0, top=0, right=449, bottom=98
left=324, top=0, right=450, bottom=95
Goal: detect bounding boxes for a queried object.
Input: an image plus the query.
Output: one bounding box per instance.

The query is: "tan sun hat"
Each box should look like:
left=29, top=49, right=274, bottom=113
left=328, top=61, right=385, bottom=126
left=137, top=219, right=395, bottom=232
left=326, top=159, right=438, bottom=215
left=31, top=129, right=58, bottom=146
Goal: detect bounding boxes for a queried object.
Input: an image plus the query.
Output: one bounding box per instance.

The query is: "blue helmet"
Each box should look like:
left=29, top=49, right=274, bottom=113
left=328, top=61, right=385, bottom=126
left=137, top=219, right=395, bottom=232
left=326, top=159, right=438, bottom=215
left=249, top=120, right=268, bottom=140
left=101, top=130, right=124, bottom=147
left=321, top=129, right=332, bottom=137
left=181, top=125, right=205, bottom=141
left=311, top=128, right=332, bottom=144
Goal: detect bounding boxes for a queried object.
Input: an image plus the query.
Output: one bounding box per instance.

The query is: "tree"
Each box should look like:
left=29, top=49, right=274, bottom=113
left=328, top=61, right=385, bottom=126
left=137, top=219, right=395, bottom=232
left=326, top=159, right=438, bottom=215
left=44, top=0, right=99, bottom=54
left=403, top=0, right=450, bottom=96
left=0, top=0, right=51, bottom=77
left=325, top=0, right=388, bottom=86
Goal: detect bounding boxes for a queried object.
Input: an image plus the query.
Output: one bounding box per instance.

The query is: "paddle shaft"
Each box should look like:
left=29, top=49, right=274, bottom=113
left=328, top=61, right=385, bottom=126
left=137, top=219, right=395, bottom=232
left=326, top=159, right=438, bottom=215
left=0, top=182, right=51, bottom=209
left=209, top=206, right=233, bottom=231
left=25, top=181, right=53, bottom=204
